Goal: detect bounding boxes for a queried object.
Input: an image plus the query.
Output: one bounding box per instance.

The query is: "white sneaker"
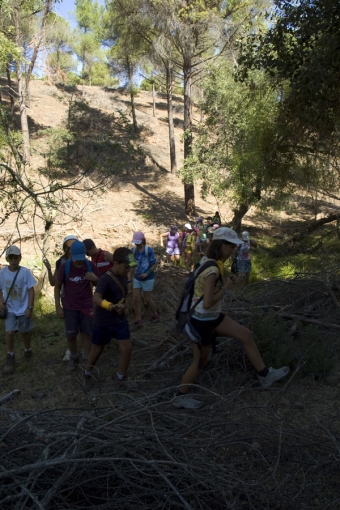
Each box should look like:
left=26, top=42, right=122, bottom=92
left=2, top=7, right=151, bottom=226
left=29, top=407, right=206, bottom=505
left=258, top=366, right=290, bottom=388
left=172, top=394, right=203, bottom=409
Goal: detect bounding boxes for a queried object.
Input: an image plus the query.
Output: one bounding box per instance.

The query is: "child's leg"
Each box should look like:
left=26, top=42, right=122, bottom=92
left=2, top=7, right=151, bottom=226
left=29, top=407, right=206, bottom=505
left=117, top=339, right=132, bottom=376
left=178, top=343, right=211, bottom=394
left=214, top=315, right=265, bottom=372
left=80, top=333, right=92, bottom=359
left=143, top=291, right=157, bottom=316
left=5, top=332, right=15, bottom=352
left=67, top=335, right=78, bottom=356
left=133, top=288, right=142, bottom=321
left=86, top=344, right=105, bottom=373
left=174, top=254, right=181, bottom=266
left=21, top=332, right=31, bottom=350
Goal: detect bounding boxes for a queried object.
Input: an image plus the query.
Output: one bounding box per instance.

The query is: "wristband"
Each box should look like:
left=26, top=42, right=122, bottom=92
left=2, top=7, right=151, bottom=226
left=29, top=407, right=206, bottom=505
left=101, top=299, right=112, bottom=310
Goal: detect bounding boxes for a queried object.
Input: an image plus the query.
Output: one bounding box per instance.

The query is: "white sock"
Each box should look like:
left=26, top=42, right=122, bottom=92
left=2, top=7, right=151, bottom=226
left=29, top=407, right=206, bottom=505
left=116, top=372, right=125, bottom=380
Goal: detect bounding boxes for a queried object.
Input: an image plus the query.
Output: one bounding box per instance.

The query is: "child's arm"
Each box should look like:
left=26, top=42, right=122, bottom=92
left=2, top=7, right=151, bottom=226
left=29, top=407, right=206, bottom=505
left=160, top=233, right=167, bottom=246
left=43, top=259, right=57, bottom=286
left=93, top=292, right=125, bottom=315
left=25, top=287, right=35, bottom=319
left=0, top=288, right=5, bottom=311
left=103, top=251, right=114, bottom=264
left=54, top=280, right=64, bottom=319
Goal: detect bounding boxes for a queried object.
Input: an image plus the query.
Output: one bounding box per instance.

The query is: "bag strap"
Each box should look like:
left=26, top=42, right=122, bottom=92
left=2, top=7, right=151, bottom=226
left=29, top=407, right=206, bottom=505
left=107, top=271, right=127, bottom=298
left=4, top=267, right=21, bottom=305
left=188, top=260, right=219, bottom=314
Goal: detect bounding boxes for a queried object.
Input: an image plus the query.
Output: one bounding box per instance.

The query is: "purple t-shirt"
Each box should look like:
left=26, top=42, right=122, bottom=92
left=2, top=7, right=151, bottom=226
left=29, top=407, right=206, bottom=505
left=166, top=232, right=180, bottom=250
left=57, top=260, right=99, bottom=310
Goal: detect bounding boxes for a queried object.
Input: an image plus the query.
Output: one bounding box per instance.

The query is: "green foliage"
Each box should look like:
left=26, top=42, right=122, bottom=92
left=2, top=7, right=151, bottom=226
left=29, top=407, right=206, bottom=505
left=253, top=309, right=331, bottom=376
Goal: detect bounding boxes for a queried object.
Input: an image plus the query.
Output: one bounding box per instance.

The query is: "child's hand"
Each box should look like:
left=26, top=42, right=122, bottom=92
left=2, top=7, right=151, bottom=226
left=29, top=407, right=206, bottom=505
left=43, top=259, right=51, bottom=270
left=224, top=276, right=236, bottom=290
left=56, top=307, right=64, bottom=319
left=139, top=273, right=147, bottom=280
left=0, top=302, right=6, bottom=311
left=85, top=272, right=97, bottom=282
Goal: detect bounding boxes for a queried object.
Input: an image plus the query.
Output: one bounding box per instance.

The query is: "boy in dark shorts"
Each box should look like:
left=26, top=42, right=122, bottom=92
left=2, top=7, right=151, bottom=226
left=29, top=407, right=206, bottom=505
left=84, top=247, right=137, bottom=390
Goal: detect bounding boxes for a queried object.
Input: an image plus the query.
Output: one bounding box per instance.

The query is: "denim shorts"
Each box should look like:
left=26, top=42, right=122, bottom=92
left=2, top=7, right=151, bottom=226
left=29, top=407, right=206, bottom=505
left=133, top=278, right=155, bottom=292
left=5, top=312, right=33, bottom=333
left=63, top=309, right=93, bottom=338
left=92, top=321, right=130, bottom=345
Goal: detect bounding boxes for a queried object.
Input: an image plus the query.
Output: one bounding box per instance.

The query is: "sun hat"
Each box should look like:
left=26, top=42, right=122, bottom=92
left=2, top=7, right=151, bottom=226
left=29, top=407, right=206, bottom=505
left=212, top=227, right=243, bottom=245
left=6, top=246, right=21, bottom=257
left=242, top=231, right=250, bottom=241
left=212, top=224, right=220, bottom=229
left=132, top=231, right=145, bottom=244
left=83, top=239, right=95, bottom=250
left=62, top=235, right=78, bottom=247
left=184, top=223, right=192, bottom=230
left=70, top=241, right=86, bottom=261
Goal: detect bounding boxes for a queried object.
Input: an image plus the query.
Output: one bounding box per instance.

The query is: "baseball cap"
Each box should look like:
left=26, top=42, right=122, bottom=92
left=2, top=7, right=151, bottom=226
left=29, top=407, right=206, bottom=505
left=83, top=239, right=95, bottom=250
left=6, top=246, right=21, bottom=257
left=132, top=231, right=145, bottom=244
left=126, top=252, right=137, bottom=267
left=242, top=231, right=250, bottom=241
left=70, top=241, right=86, bottom=261
left=170, top=225, right=178, bottom=231
left=184, top=223, right=192, bottom=230
left=62, top=235, right=78, bottom=247
left=212, top=227, right=243, bottom=245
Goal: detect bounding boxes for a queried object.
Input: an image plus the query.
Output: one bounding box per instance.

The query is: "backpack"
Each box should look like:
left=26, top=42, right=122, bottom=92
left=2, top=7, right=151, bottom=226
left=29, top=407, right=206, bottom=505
left=64, top=259, right=92, bottom=281
left=175, top=260, right=219, bottom=343
left=132, top=245, right=151, bottom=260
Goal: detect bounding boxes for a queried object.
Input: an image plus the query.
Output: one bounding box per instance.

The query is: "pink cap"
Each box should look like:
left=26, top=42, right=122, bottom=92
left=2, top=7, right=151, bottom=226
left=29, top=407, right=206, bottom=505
left=132, top=231, right=145, bottom=244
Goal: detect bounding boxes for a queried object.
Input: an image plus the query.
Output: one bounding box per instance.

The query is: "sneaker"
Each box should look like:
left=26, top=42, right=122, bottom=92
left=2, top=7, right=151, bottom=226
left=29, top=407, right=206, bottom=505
left=115, top=375, right=139, bottom=390
left=172, top=394, right=203, bottom=410
left=67, top=355, right=79, bottom=372
left=83, top=374, right=93, bottom=393
left=24, top=349, right=32, bottom=360
left=258, top=366, right=290, bottom=388
left=150, top=313, right=159, bottom=322
left=134, top=320, right=143, bottom=330
left=3, top=353, right=15, bottom=375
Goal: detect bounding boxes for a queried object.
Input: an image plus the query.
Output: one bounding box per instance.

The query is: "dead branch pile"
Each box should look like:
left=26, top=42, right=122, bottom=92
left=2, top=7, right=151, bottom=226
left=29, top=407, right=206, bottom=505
left=0, top=392, right=339, bottom=510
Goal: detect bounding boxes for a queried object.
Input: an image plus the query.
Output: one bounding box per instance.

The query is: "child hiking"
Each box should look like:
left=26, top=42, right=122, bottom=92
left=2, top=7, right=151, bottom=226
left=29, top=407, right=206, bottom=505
left=0, top=246, right=36, bottom=375
left=235, top=231, right=258, bottom=286
left=54, top=241, right=100, bottom=371
left=43, top=235, right=78, bottom=286
left=160, top=225, right=181, bottom=266
left=173, top=227, right=290, bottom=410
left=84, top=248, right=137, bottom=391
left=83, top=239, right=114, bottom=275
left=130, top=231, right=158, bottom=329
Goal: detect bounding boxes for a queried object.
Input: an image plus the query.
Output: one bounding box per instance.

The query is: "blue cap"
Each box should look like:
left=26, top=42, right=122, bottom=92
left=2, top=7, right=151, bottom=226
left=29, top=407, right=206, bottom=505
left=70, top=241, right=86, bottom=261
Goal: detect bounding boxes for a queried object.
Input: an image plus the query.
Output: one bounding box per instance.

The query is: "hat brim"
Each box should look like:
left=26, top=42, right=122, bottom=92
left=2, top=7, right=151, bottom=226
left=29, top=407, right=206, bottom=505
left=132, top=240, right=143, bottom=244
left=71, top=254, right=86, bottom=261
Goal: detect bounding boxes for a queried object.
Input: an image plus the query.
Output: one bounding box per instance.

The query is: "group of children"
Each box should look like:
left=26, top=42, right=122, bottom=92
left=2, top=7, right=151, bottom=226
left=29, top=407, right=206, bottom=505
left=0, top=222, right=289, bottom=408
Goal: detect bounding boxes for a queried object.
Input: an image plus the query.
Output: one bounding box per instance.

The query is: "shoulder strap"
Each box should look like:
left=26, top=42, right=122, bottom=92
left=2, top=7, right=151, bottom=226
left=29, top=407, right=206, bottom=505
left=189, top=260, right=219, bottom=313
left=4, top=267, right=21, bottom=305
left=85, top=259, right=92, bottom=272
left=64, top=259, right=71, bottom=281
left=107, top=271, right=127, bottom=298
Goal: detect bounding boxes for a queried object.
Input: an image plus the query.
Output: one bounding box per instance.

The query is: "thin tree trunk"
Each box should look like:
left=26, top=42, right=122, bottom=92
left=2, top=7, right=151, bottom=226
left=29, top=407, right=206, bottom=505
left=152, top=82, right=156, bottom=117
left=230, top=204, right=249, bottom=233
left=183, top=60, right=195, bottom=215
left=82, top=59, right=85, bottom=97
left=288, top=213, right=339, bottom=244
left=127, top=59, right=138, bottom=133
left=6, top=64, right=15, bottom=117
left=166, top=64, right=177, bottom=175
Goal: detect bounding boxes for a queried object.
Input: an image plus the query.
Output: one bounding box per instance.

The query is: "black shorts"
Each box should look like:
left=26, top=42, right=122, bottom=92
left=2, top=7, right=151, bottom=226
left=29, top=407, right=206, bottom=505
left=190, top=314, right=225, bottom=346
left=91, top=321, right=130, bottom=345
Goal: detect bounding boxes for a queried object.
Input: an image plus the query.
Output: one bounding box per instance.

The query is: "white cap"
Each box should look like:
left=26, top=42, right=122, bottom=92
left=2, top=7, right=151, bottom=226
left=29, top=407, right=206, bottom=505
left=62, top=235, right=78, bottom=246
left=6, top=245, right=21, bottom=257
left=212, top=227, right=243, bottom=245
left=242, top=231, right=250, bottom=241
left=184, top=223, right=192, bottom=230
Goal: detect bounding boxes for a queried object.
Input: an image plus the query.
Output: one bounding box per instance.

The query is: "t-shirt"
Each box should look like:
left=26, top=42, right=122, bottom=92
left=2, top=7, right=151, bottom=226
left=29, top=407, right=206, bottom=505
left=133, top=246, right=156, bottom=281
left=185, top=234, right=196, bottom=251
left=191, top=259, right=222, bottom=320
left=91, top=249, right=113, bottom=275
left=0, top=266, right=36, bottom=315
left=56, top=260, right=99, bottom=311
left=237, top=241, right=251, bottom=261
left=94, top=271, right=128, bottom=326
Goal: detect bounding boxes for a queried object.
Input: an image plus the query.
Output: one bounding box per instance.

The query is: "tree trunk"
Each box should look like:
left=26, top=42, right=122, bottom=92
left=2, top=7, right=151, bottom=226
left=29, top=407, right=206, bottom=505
left=288, top=213, right=339, bottom=244
left=152, top=82, right=156, bottom=117
left=166, top=64, right=177, bottom=175
left=127, top=59, right=138, bottom=133
left=6, top=64, right=15, bottom=117
left=230, top=204, right=249, bottom=233
left=183, top=60, right=195, bottom=215
left=82, top=59, right=85, bottom=97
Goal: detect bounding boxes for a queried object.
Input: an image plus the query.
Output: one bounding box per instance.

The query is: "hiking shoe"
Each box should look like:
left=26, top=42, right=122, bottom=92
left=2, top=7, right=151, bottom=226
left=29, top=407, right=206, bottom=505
left=150, top=313, right=159, bottom=322
left=134, top=320, right=143, bottom=330
left=67, top=355, right=79, bottom=372
left=258, top=366, right=290, bottom=388
left=24, top=349, right=32, bottom=360
left=172, top=394, right=203, bottom=410
left=3, top=353, right=15, bottom=375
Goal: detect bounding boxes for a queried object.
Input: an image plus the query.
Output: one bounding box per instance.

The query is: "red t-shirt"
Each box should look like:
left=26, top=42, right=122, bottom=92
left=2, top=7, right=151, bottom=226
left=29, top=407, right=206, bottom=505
left=56, top=260, right=99, bottom=311
left=91, top=249, right=113, bottom=275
